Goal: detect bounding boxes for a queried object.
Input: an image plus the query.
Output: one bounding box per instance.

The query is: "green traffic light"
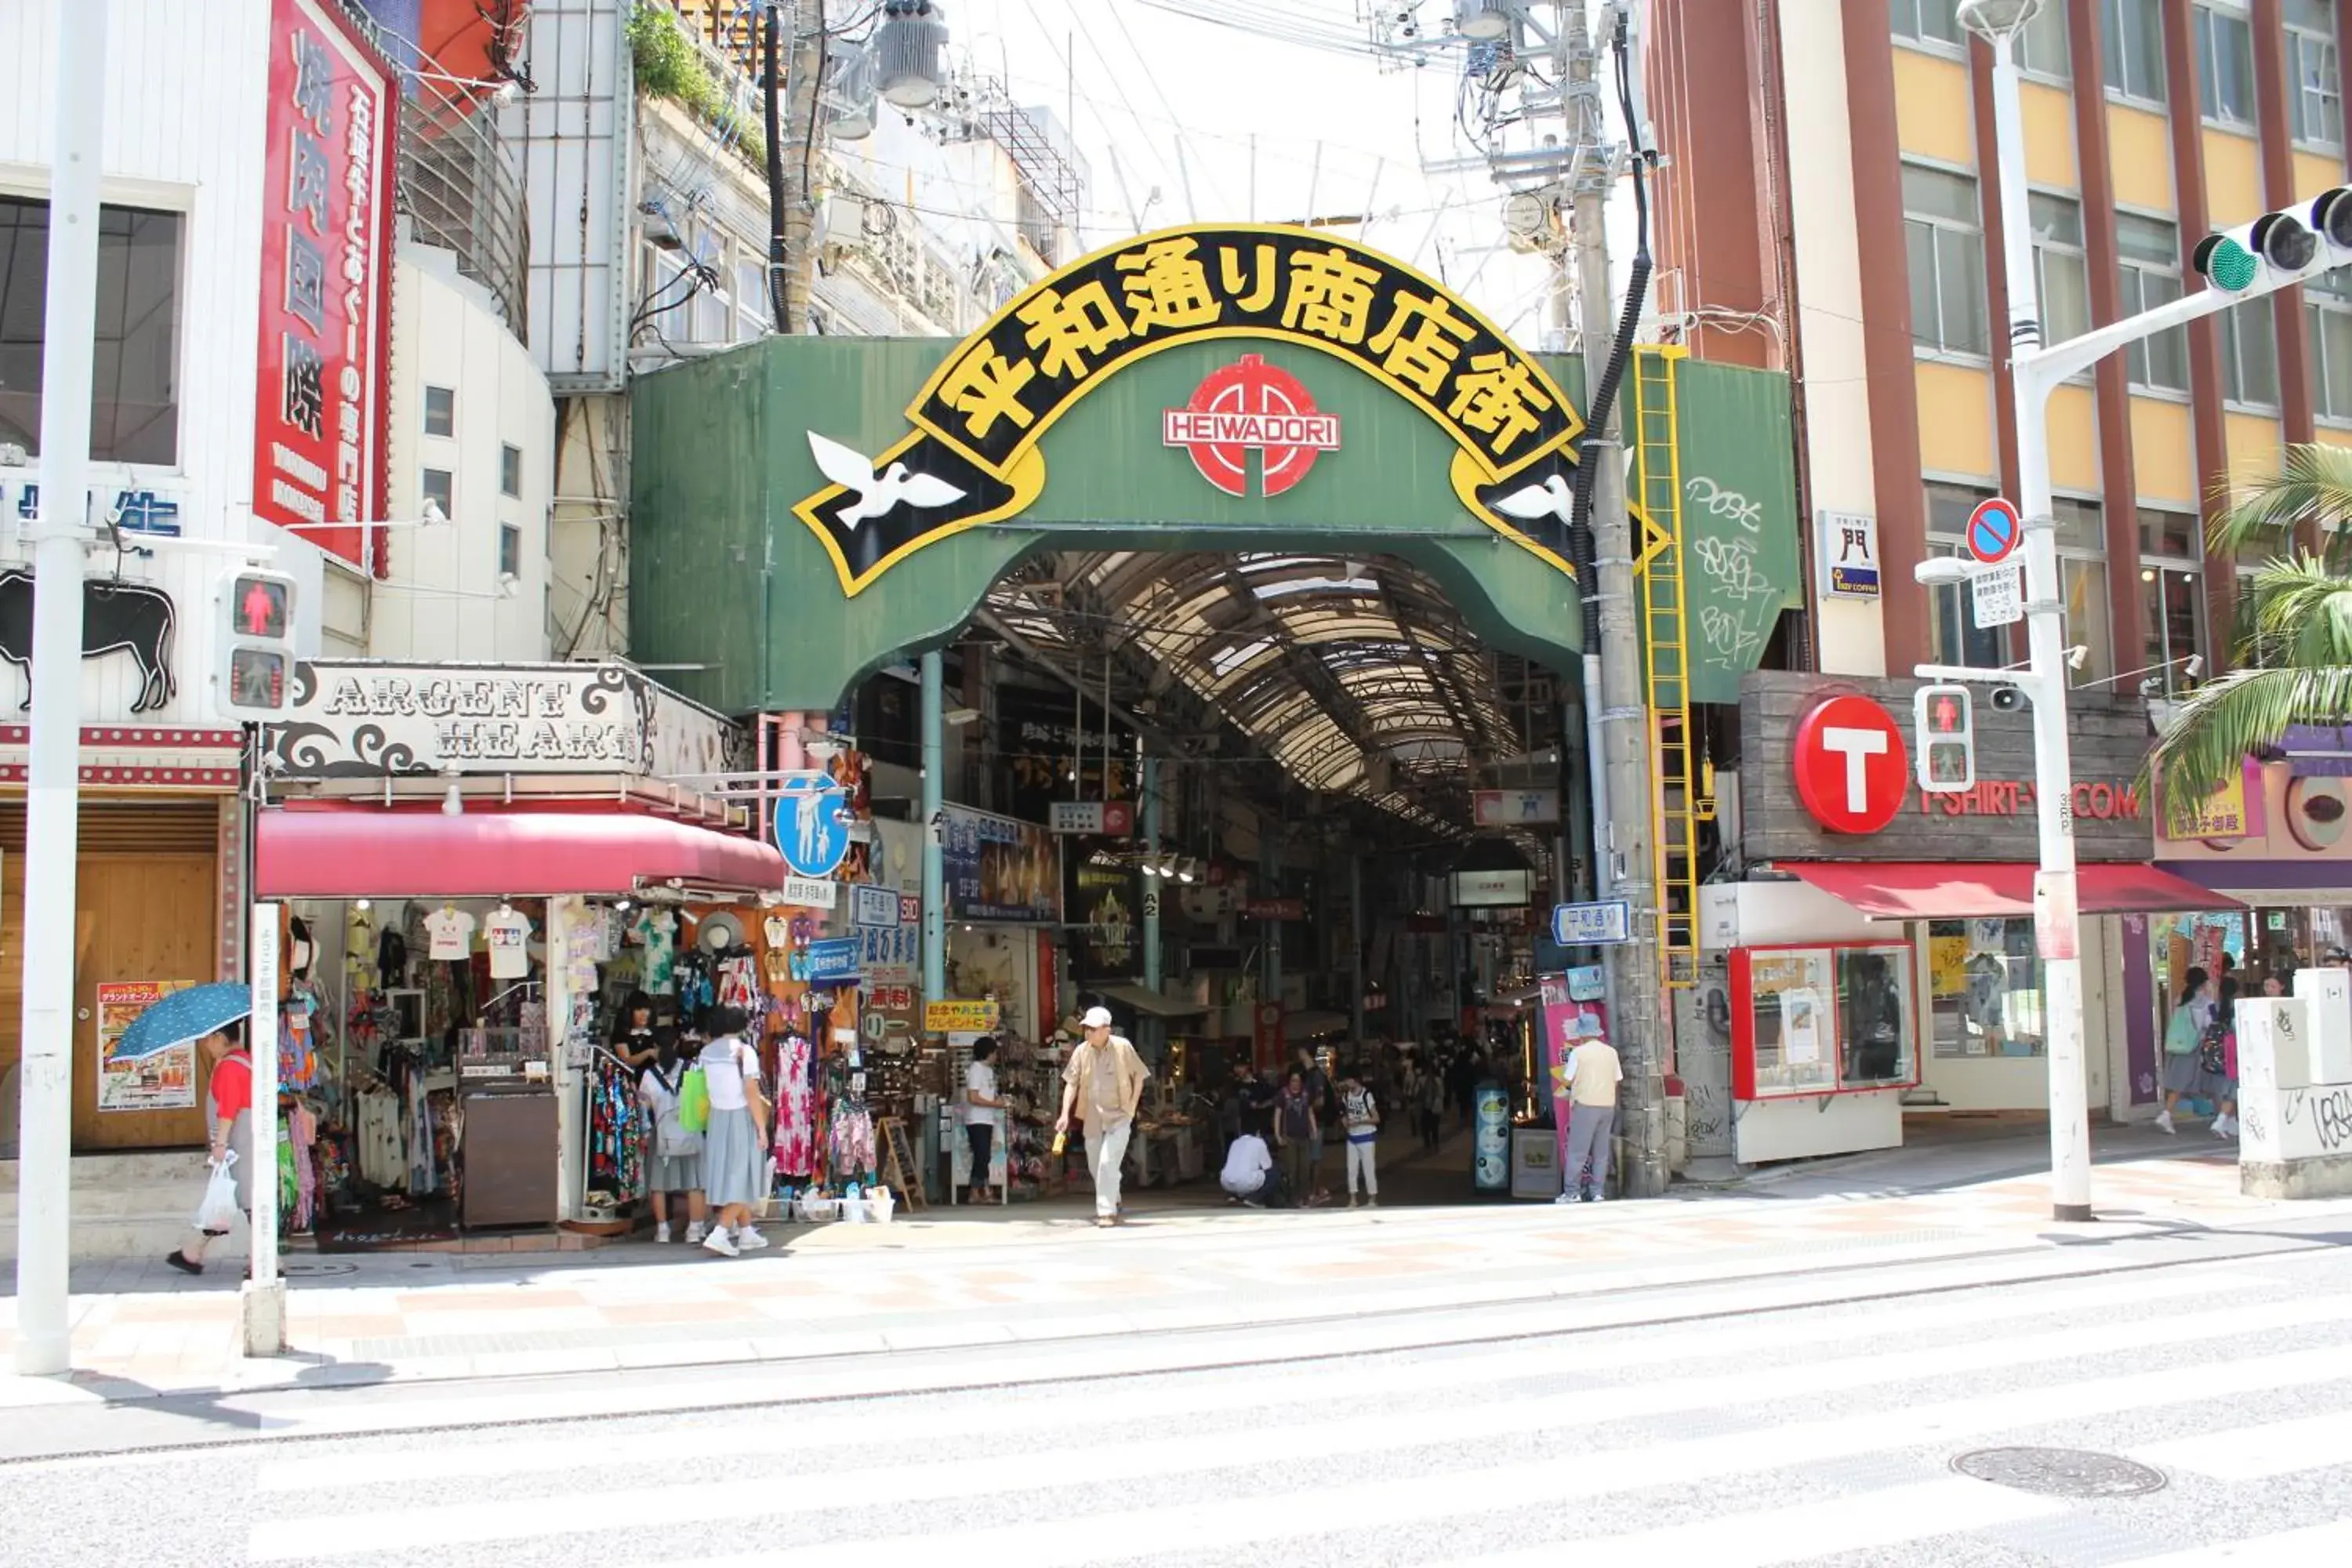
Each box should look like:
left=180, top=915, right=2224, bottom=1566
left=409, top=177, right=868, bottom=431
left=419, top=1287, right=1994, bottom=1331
left=2207, top=236, right=2259, bottom=292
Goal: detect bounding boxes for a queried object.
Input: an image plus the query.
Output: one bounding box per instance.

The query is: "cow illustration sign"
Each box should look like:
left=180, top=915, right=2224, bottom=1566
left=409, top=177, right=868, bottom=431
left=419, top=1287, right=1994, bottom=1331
left=789, top=223, right=1583, bottom=595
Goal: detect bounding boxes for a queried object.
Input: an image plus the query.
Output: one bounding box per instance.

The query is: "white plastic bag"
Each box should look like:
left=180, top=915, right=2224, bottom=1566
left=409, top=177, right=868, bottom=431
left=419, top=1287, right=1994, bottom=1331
left=192, top=1152, right=240, bottom=1233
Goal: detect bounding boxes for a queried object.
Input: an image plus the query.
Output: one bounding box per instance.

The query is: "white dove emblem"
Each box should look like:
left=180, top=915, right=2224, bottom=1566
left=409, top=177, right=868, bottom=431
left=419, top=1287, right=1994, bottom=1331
left=1489, top=472, right=1575, bottom=525
left=807, top=430, right=968, bottom=529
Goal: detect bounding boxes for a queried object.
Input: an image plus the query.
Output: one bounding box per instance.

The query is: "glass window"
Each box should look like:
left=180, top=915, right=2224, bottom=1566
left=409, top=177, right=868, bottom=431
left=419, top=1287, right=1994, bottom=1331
left=2050, top=494, right=2107, bottom=551
left=1926, top=483, right=2004, bottom=668
left=2142, top=561, right=2207, bottom=685
left=500, top=442, right=522, bottom=499
left=2140, top=506, right=2201, bottom=557
left=2196, top=5, right=2256, bottom=125
left=2031, top=192, right=2090, bottom=344
left=2105, top=0, right=2169, bottom=103
left=2063, top=555, right=2115, bottom=682
left=1740, top=949, right=1842, bottom=1096
left=2117, top=215, right=2190, bottom=392
left=0, top=195, right=182, bottom=465
left=498, top=521, right=521, bottom=579
left=1929, top=919, right=2047, bottom=1058
left=2021, top=2, right=2072, bottom=78
left=1737, top=945, right=1918, bottom=1095
left=1904, top=165, right=1987, bottom=356
left=421, top=466, right=453, bottom=520
left=1891, top=0, right=1963, bottom=48
left=2309, top=283, right=2352, bottom=419
left=2220, top=297, right=2281, bottom=405
left=2291, top=24, right=2344, bottom=147
left=1837, top=947, right=1918, bottom=1087
left=423, top=385, right=455, bottom=438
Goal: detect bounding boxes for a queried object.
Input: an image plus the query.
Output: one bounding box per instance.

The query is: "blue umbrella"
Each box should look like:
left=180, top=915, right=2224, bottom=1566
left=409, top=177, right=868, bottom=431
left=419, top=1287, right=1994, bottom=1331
left=111, top=982, right=255, bottom=1062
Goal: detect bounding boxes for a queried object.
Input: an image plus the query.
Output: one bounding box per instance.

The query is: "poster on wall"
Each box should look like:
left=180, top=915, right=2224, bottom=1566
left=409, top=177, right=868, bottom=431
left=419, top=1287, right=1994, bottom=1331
left=251, top=0, right=397, bottom=568
left=940, top=804, right=1059, bottom=924
left=1065, top=851, right=1142, bottom=977
left=96, top=981, right=198, bottom=1112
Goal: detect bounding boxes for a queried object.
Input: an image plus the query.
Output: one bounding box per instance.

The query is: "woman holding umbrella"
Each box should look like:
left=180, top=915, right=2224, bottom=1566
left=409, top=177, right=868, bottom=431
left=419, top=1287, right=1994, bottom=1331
left=166, top=1018, right=253, bottom=1276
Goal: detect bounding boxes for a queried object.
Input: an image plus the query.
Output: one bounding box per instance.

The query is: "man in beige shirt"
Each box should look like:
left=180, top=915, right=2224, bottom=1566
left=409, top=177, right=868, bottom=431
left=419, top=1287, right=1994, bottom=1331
left=1057, top=1005, right=1148, bottom=1225
left=1558, top=1036, right=1623, bottom=1203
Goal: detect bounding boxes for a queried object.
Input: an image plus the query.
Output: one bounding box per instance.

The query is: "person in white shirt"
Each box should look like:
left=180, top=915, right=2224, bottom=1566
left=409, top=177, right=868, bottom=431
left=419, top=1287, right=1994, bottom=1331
left=961, top=1037, right=1010, bottom=1204
left=1220, top=1123, right=1278, bottom=1207
left=695, top=1007, right=770, bottom=1256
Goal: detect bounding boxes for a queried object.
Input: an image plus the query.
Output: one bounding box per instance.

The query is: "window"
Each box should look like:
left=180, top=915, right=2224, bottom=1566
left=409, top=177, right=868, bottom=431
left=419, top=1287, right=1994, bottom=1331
left=498, top=521, right=521, bottom=579
left=1891, top=0, right=1962, bottom=49
left=1927, top=483, right=2004, bottom=669
left=1929, top=919, right=2047, bottom=1059
left=0, top=195, right=182, bottom=465
left=421, top=466, right=453, bottom=520
left=2053, top=495, right=2115, bottom=684
left=1904, top=164, right=1987, bottom=356
left=2307, top=270, right=2352, bottom=419
left=2218, top=297, right=2280, bottom=405
left=423, top=385, right=455, bottom=438
left=2031, top=192, right=2090, bottom=345
left=2288, top=0, right=2343, bottom=147
left=500, top=442, right=522, bottom=499
left=2140, top=505, right=2205, bottom=691
left=2140, top=506, right=2201, bottom=558
left=2117, top=214, right=2190, bottom=392
left=2020, top=2, right=2072, bottom=78
left=737, top=260, right=770, bottom=343
left=2105, top=0, right=2169, bottom=103
left=2196, top=5, right=2256, bottom=125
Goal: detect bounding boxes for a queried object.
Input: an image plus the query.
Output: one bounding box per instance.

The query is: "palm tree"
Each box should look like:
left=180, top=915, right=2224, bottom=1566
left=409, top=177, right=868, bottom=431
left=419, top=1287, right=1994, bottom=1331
left=2147, top=443, right=2352, bottom=815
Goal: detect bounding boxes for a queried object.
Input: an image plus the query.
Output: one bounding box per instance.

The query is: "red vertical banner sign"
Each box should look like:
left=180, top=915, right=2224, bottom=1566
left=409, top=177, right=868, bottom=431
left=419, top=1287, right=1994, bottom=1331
left=1539, top=975, right=1577, bottom=1176
left=252, top=0, right=397, bottom=570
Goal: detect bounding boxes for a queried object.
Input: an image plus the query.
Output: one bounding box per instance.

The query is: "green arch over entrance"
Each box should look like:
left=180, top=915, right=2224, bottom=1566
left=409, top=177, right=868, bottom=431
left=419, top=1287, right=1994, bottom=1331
left=629, top=226, right=1590, bottom=714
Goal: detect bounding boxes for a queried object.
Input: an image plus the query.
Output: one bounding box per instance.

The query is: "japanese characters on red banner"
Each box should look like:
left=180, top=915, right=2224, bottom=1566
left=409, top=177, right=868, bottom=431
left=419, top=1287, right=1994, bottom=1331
left=252, top=0, right=395, bottom=567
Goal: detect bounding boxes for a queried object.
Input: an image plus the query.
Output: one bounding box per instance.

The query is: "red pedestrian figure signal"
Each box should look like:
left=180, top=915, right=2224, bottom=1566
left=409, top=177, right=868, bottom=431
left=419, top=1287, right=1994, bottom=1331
left=239, top=576, right=287, bottom=638
left=1915, top=683, right=1976, bottom=793
left=216, top=568, right=297, bottom=719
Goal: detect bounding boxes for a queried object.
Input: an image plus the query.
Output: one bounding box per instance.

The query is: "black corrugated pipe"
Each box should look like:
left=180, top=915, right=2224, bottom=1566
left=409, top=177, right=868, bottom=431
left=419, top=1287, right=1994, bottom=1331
left=764, top=3, right=790, bottom=332
left=1567, top=17, right=1655, bottom=657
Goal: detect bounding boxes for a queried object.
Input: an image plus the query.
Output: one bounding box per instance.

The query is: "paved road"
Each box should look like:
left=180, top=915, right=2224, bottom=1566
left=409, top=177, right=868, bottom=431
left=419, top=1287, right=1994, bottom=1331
left=5, top=1214, right=2349, bottom=1567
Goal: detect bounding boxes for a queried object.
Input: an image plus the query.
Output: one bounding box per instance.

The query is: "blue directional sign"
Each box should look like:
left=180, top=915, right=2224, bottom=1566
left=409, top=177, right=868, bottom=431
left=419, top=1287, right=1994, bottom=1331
left=776, top=774, right=854, bottom=878
left=1965, top=496, right=2022, bottom=565
left=795, top=937, right=862, bottom=985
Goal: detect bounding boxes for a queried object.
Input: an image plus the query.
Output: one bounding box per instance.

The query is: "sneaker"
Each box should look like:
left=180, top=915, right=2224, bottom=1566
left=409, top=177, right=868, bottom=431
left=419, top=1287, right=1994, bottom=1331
left=1553, top=1192, right=1579, bottom=1205
left=702, top=1228, right=740, bottom=1258
left=655, top=1222, right=672, bottom=1244
left=2155, top=1110, right=2176, bottom=1134
left=733, top=1228, right=770, bottom=1250
left=1367, top=1196, right=1379, bottom=1208
left=1347, top=1195, right=1361, bottom=1210
left=684, top=1222, right=706, bottom=1245
left=2216, top=1114, right=2237, bottom=1138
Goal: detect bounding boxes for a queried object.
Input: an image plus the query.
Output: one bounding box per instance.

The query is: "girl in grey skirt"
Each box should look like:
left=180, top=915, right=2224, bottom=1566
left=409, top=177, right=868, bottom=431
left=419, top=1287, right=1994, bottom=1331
left=638, top=1029, right=708, bottom=1244
left=2157, top=966, right=2219, bottom=1134
left=696, top=1007, right=771, bottom=1258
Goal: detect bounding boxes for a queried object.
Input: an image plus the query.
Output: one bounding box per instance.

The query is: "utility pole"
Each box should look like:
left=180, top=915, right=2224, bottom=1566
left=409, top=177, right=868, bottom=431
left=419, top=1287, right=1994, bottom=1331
left=15, top=0, right=105, bottom=1377
left=769, top=1, right=826, bottom=333
left=1567, top=1, right=1667, bottom=1199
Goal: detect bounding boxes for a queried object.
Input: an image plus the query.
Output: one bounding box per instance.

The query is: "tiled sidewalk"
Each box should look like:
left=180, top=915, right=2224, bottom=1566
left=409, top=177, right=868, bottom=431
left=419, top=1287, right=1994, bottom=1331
left=1, top=1146, right=2337, bottom=1410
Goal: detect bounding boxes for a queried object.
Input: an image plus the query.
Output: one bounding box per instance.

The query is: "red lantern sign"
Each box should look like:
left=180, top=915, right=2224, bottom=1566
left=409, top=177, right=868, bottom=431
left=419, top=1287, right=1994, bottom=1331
left=1791, top=694, right=1909, bottom=834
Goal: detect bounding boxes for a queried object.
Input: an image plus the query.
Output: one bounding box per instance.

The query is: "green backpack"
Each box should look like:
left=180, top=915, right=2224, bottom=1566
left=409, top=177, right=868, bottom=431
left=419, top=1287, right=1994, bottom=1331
left=677, top=1065, right=711, bottom=1134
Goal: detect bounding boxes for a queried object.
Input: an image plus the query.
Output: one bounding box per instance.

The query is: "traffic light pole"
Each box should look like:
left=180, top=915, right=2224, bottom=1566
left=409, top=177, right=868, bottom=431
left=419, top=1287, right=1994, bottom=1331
left=14, top=0, right=105, bottom=1377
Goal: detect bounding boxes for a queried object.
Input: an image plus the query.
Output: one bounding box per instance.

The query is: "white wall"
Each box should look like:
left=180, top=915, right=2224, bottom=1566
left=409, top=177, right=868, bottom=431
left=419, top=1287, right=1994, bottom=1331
left=372, top=245, right=556, bottom=662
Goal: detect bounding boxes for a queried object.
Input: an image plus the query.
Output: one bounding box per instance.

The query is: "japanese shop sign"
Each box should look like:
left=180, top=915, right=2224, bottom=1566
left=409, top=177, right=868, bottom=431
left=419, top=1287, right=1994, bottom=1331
left=926, top=1000, right=1002, bottom=1033
left=790, top=224, right=1583, bottom=596
left=938, top=804, right=1060, bottom=924
left=252, top=0, right=395, bottom=568
left=266, top=662, right=654, bottom=775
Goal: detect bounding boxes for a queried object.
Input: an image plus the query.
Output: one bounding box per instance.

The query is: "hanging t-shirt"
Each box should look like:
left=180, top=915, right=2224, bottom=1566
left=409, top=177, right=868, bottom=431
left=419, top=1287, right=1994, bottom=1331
left=484, top=906, right=532, bottom=978
left=631, top=907, right=678, bottom=990
left=423, top=908, right=476, bottom=962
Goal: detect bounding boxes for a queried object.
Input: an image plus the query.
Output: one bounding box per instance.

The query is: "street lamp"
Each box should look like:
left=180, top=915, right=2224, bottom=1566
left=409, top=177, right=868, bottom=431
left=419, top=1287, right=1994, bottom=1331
left=1955, top=0, right=2096, bottom=1225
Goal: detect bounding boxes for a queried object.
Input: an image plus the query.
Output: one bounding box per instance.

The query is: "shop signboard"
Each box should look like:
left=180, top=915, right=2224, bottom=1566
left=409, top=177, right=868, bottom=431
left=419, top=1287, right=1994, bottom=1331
left=96, top=980, right=199, bottom=1112
left=796, top=938, right=862, bottom=985
left=1472, top=1083, right=1512, bottom=1192
left=1048, top=800, right=1137, bottom=837
left=1452, top=869, right=1530, bottom=907
left=2157, top=755, right=2265, bottom=842
left=1066, top=852, right=1143, bottom=975
left=781, top=875, right=839, bottom=909
left=1739, top=673, right=2158, bottom=863
left=939, top=804, right=1059, bottom=924
left=851, top=884, right=900, bottom=927
left=1817, top=509, right=1879, bottom=600
left=267, top=662, right=659, bottom=777
left=926, top=999, right=1001, bottom=1033
left=252, top=0, right=396, bottom=568
left=1252, top=1002, right=1285, bottom=1074
left=997, top=685, right=1134, bottom=824
left=1552, top=900, right=1631, bottom=946
left=1244, top=898, right=1305, bottom=920
left=1472, top=788, right=1559, bottom=828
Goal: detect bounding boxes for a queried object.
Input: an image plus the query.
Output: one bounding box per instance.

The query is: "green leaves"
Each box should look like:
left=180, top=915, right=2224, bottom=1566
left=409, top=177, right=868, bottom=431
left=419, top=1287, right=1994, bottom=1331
left=626, top=5, right=769, bottom=171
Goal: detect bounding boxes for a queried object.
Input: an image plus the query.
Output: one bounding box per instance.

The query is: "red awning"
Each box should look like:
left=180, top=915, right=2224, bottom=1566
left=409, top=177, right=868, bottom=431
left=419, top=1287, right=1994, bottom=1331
left=256, top=808, right=785, bottom=899
left=1784, top=862, right=2244, bottom=920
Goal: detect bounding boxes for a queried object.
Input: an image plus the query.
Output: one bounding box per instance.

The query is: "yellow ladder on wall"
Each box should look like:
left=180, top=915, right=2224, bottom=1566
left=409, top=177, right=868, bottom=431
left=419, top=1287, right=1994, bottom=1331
left=1630, top=344, right=1699, bottom=987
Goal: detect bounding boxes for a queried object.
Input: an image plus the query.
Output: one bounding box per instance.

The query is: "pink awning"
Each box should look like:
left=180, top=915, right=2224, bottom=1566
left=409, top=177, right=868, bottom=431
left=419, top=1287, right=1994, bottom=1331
left=1784, top=862, right=2244, bottom=920
left=256, top=808, right=784, bottom=898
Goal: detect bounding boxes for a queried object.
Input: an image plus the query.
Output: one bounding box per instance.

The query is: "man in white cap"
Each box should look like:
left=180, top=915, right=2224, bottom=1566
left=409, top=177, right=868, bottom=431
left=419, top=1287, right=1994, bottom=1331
left=1057, top=1005, right=1148, bottom=1226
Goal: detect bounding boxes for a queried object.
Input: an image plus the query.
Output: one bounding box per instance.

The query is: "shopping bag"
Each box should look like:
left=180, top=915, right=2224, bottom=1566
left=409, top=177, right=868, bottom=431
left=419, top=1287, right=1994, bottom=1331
left=677, top=1066, right=710, bottom=1134
left=192, top=1152, right=240, bottom=1233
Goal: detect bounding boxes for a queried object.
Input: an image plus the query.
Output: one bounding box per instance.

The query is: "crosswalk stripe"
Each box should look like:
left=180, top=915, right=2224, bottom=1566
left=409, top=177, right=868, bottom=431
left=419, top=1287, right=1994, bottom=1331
left=246, top=1338, right=2352, bottom=1560
left=249, top=1264, right=2274, bottom=1489
left=1412, top=1477, right=2065, bottom=1568
left=2107, top=1519, right=2352, bottom=1566
left=2132, top=1410, right=2352, bottom=1480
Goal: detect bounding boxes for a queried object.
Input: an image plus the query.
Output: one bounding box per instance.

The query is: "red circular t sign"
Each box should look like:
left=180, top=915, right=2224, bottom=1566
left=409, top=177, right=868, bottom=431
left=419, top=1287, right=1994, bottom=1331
left=1792, top=695, right=1909, bottom=834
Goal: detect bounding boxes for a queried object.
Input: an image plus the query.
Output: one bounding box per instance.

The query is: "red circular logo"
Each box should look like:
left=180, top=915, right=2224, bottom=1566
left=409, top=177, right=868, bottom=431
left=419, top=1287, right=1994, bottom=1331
left=1162, top=354, right=1341, bottom=497
left=1792, top=695, right=1909, bottom=833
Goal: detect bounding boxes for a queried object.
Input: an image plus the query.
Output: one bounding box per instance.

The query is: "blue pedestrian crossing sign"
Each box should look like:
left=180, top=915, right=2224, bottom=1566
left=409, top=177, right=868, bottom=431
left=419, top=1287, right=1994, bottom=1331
left=776, top=774, right=854, bottom=878
left=1965, top=496, right=2022, bottom=565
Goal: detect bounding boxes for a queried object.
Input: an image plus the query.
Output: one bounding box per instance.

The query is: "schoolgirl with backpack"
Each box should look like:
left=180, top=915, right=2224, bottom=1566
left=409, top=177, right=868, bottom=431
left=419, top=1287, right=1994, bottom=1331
left=638, top=1029, right=709, bottom=1244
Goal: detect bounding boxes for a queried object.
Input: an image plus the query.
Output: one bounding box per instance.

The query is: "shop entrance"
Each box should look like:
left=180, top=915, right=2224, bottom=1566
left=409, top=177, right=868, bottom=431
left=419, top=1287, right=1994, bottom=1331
left=71, top=854, right=220, bottom=1149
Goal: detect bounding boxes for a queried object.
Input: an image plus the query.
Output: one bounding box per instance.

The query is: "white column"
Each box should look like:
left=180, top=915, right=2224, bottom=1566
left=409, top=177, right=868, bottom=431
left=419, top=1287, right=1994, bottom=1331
left=13, top=0, right=107, bottom=1377
left=549, top=895, right=583, bottom=1221
left=243, top=903, right=285, bottom=1357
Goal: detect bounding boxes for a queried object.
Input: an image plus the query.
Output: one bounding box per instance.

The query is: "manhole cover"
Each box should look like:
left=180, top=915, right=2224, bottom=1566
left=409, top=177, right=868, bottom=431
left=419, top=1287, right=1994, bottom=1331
left=281, top=1261, right=359, bottom=1279
left=1953, top=1447, right=2166, bottom=1497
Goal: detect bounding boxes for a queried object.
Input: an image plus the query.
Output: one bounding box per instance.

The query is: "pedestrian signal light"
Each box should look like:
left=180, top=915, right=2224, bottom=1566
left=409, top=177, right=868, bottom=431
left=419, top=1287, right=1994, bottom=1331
left=1915, top=683, right=1975, bottom=794
left=216, top=568, right=298, bottom=720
